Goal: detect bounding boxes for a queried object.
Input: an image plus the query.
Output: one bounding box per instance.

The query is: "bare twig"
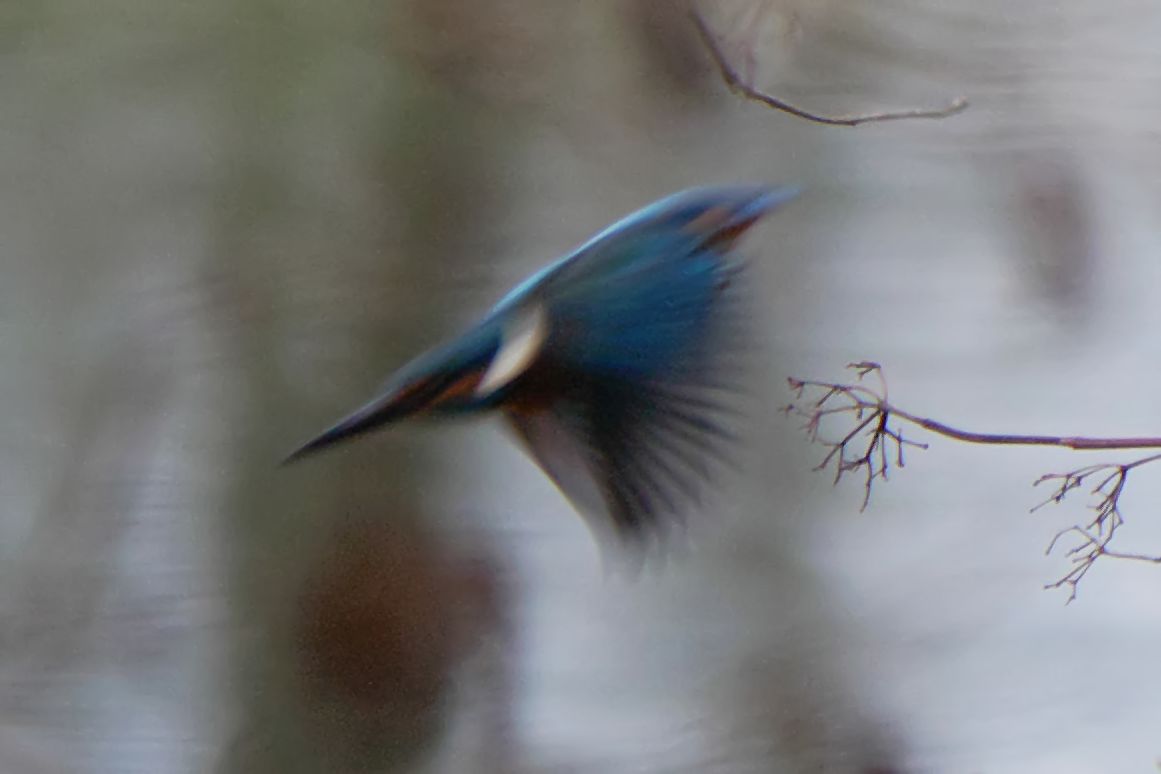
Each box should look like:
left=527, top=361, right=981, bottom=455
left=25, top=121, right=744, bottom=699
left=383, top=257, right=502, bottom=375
left=690, top=10, right=968, bottom=127
left=785, top=363, right=1161, bottom=598
left=1033, top=454, right=1161, bottom=602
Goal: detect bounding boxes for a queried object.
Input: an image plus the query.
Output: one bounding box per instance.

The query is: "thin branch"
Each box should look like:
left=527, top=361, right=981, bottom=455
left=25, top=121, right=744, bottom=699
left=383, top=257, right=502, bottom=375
left=790, top=370, right=1161, bottom=452
left=690, top=10, right=968, bottom=127
left=785, top=362, right=1161, bottom=599
left=891, top=414, right=1161, bottom=450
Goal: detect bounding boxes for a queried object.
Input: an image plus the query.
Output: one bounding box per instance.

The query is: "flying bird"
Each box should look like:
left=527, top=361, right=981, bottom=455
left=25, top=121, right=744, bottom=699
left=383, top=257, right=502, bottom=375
left=286, top=185, right=798, bottom=555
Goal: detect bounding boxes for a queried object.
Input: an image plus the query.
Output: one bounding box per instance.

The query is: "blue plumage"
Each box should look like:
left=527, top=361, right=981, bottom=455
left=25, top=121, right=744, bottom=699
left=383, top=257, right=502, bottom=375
left=286, top=185, right=799, bottom=556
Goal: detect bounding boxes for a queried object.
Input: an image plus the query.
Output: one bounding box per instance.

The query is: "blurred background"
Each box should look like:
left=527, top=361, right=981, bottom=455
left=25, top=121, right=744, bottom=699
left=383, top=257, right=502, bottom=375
left=2, top=1, right=1160, bottom=771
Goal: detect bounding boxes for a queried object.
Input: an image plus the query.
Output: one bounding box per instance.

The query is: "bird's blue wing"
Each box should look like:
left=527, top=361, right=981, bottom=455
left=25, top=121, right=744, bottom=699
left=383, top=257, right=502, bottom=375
left=507, top=370, right=740, bottom=562
left=537, top=185, right=796, bottom=378
left=504, top=186, right=797, bottom=554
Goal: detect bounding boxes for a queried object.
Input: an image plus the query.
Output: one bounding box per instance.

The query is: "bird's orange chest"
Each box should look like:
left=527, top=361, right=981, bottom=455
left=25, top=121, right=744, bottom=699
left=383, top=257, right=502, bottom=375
left=501, top=358, right=577, bottom=416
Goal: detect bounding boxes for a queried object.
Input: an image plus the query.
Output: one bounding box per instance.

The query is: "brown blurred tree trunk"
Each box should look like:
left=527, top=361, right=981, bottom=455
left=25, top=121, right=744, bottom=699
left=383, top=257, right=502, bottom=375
left=208, top=3, right=515, bottom=771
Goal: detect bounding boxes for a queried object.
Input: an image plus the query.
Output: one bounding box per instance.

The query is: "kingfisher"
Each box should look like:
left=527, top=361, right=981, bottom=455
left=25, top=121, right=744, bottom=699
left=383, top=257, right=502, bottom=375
left=286, top=185, right=798, bottom=555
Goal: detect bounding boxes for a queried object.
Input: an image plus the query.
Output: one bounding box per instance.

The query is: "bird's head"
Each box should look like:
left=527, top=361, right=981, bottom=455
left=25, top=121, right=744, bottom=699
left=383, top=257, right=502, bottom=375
left=284, top=303, right=551, bottom=463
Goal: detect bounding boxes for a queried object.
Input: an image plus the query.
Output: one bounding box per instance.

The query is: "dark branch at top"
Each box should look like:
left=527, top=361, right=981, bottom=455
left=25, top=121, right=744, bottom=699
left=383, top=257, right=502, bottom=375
left=690, top=9, right=968, bottom=127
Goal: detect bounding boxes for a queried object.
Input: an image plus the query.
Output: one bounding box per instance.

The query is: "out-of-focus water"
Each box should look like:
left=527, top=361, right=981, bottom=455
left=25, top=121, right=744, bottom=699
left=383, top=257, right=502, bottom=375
left=2, top=1, right=1161, bottom=772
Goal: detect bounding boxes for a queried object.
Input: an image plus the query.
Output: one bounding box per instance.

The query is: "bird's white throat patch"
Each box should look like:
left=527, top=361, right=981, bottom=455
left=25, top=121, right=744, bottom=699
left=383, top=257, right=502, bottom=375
left=477, top=303, right=549, bottom=396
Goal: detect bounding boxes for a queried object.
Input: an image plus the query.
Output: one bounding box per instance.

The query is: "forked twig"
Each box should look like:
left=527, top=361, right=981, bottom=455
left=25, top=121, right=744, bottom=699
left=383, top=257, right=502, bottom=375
left=786, top=362, right=1161, bottom=600
left=1034, top=456, right=1161, bottom=601
left=690, top=10, right=968, bottom=127
left=790, top=361, right=927, bottom=509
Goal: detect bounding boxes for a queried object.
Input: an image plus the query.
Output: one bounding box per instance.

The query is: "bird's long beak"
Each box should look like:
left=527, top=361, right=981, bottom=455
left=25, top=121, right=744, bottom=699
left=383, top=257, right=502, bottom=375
left=283, top=325, right=501, bottom=465
left=282, top=383, right=419, bottom=464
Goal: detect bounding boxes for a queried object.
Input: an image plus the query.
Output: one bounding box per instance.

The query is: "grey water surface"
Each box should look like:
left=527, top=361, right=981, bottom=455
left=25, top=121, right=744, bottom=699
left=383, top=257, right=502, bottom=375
left=1, top=2, right=1159, bottom=772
